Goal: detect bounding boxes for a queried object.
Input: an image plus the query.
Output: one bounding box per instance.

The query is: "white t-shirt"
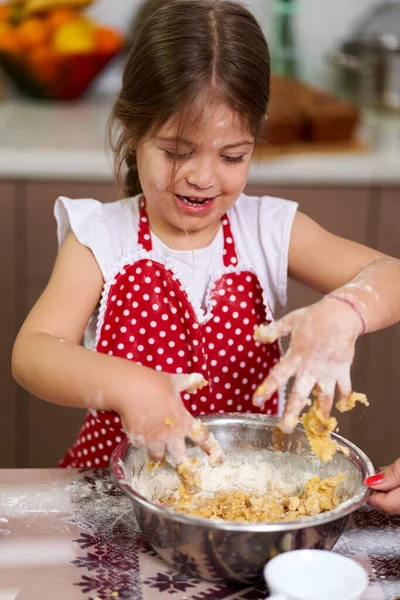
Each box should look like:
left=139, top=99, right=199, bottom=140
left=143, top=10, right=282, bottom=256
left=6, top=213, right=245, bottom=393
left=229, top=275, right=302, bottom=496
left=55, top=192, right=298, bottom=348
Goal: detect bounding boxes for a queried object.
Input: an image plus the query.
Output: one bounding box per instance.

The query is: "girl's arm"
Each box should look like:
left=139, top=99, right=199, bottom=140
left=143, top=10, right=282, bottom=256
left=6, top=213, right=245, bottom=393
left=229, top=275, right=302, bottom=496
left=12, top=233, right=215, bottom=464
left=253, top=211, right=400, bottom=431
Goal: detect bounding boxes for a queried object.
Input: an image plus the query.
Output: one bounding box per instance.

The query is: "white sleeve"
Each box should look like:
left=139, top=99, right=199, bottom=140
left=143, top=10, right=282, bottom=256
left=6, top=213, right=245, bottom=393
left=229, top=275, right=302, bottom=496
left=229, top=193, right=298, bottom=312
left=54, top=195, right=140, bottom=281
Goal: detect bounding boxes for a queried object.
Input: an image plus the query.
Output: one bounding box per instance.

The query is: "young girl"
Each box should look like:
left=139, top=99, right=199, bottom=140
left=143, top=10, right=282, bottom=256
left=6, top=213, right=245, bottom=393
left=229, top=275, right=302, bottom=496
left=12, top=0, right=400, bottom=476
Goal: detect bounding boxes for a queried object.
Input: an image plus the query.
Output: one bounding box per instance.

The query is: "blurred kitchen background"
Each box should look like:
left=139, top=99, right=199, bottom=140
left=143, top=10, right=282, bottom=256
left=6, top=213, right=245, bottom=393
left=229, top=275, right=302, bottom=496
left=0, top=0, right=399, bottom=469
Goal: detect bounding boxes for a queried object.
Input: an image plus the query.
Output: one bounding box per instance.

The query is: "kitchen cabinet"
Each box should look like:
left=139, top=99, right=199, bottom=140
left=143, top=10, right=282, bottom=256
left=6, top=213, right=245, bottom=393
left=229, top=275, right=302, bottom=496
left=0, top=183, right=17, bottom=468
left=1, top=181, right=399, bottom=467
left=356, top=187, right=400, bottom=467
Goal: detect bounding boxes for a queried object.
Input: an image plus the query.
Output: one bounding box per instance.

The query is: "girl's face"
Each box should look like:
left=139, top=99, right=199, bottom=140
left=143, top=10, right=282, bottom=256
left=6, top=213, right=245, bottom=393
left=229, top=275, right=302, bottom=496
left=136, top=101, right=255, bottom=248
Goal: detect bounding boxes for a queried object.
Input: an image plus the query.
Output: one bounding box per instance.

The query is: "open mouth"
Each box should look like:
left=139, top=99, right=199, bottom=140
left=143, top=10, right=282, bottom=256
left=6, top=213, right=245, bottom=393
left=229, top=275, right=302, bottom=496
left=175, top=194, right=214, bottom=207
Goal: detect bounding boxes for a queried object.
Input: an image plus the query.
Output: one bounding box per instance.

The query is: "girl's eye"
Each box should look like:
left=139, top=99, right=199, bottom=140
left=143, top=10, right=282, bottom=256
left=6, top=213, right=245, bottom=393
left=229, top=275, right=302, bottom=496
left=223, top=155, right=245, bottom=164
left=164, top=150, right=192, bottom=160
left=163, top=151, right=245, bottom=164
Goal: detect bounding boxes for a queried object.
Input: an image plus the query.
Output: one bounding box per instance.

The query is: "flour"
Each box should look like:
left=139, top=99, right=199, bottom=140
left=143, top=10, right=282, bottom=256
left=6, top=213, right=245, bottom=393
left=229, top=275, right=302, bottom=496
left=62, top=474, right=138, bottom=537
left=0, top=529, right=10, bottom=536
left=131, top=448, right=324, bottom=502
left=0, top=485, right=71, bottom=514
left=0, top=516, right=10, bottom=537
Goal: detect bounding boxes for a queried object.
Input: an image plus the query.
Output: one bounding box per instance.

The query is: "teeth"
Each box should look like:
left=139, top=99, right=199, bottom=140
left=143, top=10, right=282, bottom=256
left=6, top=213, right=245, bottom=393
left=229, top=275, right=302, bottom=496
left=177, top=194, right=212, bottom=206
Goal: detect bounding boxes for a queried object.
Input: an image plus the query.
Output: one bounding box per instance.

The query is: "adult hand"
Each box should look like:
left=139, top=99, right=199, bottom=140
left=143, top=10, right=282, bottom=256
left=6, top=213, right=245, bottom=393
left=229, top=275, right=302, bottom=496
left=366, top=459, right=400, bottom=515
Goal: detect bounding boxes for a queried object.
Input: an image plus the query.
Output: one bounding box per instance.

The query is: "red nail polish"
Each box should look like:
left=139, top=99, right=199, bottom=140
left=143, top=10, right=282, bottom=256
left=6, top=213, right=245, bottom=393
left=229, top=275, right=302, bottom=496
left=364, top=473, right=384, bottom=487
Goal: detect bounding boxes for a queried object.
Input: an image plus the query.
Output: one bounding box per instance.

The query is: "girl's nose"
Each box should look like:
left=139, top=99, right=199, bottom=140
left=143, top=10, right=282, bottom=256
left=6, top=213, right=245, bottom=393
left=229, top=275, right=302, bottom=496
left=186, top=160, right=214, bottom=189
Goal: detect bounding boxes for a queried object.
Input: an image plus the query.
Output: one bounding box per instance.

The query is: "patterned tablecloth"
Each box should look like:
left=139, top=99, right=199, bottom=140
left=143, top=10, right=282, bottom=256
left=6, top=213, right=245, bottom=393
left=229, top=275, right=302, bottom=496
left=0, top=468, right=399, bottom=600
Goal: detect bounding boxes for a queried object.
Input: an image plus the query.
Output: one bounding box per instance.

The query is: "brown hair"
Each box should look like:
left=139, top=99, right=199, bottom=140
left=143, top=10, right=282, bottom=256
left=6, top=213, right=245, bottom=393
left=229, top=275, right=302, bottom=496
left=110, top=0, right=270, bottom=198
left=130, top=0, right=177, bottom=43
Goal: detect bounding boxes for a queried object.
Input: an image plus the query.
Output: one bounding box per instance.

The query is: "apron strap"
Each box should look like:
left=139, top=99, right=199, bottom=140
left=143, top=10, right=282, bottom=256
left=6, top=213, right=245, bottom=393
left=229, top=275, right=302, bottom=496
left=138, top=197, right=152, bottom=251
left=138, top=197, right=239, bottom=267
left=221, top=215, right=238, bottom=267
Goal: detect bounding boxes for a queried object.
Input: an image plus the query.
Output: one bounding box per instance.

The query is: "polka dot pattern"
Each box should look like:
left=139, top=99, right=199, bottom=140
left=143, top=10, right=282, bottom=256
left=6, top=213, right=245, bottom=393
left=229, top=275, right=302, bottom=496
left=60, top=200, right=280, bottom=469
left=59, top=412, right=121, bottom=469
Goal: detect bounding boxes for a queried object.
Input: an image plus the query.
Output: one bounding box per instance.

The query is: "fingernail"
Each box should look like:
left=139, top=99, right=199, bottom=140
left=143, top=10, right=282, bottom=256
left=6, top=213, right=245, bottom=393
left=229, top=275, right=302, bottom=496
left=255, top=382, right=269, bottom=397
left=364, top=473, right=384, bottom=487
left=253, top=396, right=264, bottom=407
left=280, top=414, right=298, bottom=433
left=280, top=424, right=293, bottom=434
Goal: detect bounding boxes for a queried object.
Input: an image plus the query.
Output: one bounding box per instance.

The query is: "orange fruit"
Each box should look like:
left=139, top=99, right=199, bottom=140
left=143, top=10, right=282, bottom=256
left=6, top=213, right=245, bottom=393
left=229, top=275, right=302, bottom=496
left=0, top=24, right=21, bottom=54
left=0, top=3, right=10, bottom=22
left=45, top=8, right=77, bottom=33
left=95, top=26, right=124, bottom=54
left=15, top=17, right=50, bottom=50
left=27, top=45, right=58, bottom=82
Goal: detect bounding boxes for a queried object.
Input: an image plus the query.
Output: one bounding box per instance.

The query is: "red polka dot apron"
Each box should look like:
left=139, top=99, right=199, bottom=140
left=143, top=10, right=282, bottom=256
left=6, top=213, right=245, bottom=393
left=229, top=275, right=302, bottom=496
left=60, top=199, right=281, bottom=468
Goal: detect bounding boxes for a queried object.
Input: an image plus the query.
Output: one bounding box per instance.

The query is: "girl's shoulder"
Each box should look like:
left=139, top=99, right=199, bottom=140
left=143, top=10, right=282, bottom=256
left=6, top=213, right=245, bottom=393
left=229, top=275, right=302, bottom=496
left=54, top=194, right=142, bottom=281
left=55, top=193, right=141, bottom=229
left=230, top=191, right=297, bottom=217
left=228, top=192, right=298, bottom=234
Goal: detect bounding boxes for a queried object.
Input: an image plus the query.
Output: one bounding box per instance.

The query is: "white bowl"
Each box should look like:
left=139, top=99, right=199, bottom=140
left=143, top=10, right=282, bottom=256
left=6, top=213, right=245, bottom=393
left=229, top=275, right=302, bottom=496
left=264, top=549, right=369, bottom=600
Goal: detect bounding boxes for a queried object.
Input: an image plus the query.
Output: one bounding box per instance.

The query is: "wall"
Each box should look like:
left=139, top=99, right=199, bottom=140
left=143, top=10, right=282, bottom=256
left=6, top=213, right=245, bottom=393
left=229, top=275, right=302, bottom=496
left=88, top=0, right=379, bottom=93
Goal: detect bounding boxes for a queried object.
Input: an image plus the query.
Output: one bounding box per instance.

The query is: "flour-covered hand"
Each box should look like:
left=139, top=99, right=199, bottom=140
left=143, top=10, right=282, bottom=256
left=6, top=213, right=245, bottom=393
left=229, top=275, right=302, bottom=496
left=115, top=369, right=222, bottom=467
left=252, top=297, right=365, bottom=433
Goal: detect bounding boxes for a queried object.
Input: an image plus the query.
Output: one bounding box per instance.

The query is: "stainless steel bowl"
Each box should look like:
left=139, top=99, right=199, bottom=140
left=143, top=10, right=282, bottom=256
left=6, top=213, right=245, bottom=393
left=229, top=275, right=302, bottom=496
left=111, top=414, right=374, bottom=585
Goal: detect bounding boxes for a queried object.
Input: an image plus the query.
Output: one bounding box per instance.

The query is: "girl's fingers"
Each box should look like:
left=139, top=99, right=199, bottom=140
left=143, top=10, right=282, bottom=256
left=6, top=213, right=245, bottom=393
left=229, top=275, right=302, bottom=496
left=280, top=373, right=316, bottom=433
left=336, top=372, right=352, bottom=405
left=367, top=488, right=400, bottom=516
left=254, top=313, right=294, bottom=345
left=188, top=420, right=224, bottom=466
left=252, top=353, right=299, bottom=410
left=175, top=455, right=202, bottom=493
left=166, top=436, right=188, bottom=466
left=148, top=439, right=167, bottom=464
left=312, top=380, right=336, bottom=418
left=172, top=372, right=208, bottom=394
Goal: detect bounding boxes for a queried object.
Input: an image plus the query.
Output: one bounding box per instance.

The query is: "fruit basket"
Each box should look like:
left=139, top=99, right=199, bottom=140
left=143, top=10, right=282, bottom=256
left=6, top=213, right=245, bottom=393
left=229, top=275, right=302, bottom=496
left=0, top=0, right=125, bottom=99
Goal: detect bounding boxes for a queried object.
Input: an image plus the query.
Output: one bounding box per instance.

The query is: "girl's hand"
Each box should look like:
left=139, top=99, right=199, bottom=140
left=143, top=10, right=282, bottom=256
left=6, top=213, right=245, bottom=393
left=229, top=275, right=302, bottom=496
left=115, top=369, right=222, bottom=468
left=252, top=297, right=364, bottom=433
left=366, top=459, right=400, bottom=515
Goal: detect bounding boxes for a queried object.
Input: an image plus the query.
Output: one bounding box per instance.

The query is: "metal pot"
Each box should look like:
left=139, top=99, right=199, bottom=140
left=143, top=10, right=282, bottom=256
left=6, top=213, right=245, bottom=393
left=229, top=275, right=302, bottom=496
left=329, top=0, right=400, bottom=111
left=111, top=414, right=374, bottom=584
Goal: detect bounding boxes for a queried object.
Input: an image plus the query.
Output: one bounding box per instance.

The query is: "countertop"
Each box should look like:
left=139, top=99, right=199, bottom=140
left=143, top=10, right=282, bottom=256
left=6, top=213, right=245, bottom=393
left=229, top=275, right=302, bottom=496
left=0, top=100, right=399, bottom=185
left=0, top=468, right=399, bottom=599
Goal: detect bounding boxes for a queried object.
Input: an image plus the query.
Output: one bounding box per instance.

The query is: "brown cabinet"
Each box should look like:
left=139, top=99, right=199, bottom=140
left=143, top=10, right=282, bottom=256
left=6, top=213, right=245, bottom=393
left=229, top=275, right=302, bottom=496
left=356, top=187, right=400, bottom=467
left=0, top=183, right=17, bottom=468
left=2, top=180, right=399, bottom=467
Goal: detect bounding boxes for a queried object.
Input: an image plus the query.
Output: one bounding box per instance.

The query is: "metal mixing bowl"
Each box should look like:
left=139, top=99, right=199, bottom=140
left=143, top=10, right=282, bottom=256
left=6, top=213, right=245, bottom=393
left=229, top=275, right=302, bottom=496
left=111, top=414, right=374, bottom=584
